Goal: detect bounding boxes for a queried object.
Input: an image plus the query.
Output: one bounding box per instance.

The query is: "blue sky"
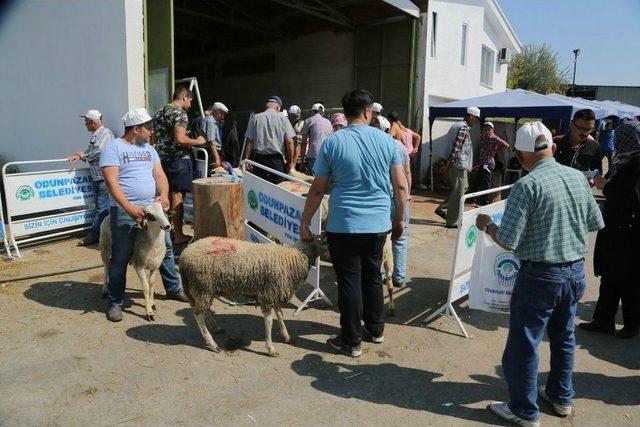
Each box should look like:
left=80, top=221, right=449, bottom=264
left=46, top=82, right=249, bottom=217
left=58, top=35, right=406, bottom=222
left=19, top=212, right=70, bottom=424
left=499, top=0, right=640, bottom=87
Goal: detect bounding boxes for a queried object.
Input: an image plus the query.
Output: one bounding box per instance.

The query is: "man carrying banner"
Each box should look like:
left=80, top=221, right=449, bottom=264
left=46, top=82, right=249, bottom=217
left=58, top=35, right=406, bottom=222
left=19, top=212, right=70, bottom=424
left=475, top=122, right=604, bottom=426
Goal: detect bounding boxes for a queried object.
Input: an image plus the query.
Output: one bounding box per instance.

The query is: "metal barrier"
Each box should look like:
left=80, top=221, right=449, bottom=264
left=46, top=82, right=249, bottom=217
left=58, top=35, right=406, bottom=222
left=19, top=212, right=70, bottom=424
left=2, top=159, right=96, bottom=257
left=0, top=193, right=10, bottom=256
left=183, top=147, right=209, bottom=224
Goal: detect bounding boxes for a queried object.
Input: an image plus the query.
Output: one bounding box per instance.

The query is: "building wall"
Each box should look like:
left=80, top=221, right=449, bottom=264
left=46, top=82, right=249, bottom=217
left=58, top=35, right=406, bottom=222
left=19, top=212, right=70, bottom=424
left=596, top=86, right=640, bottom=107
left=0, top=0, right=145, bottom=165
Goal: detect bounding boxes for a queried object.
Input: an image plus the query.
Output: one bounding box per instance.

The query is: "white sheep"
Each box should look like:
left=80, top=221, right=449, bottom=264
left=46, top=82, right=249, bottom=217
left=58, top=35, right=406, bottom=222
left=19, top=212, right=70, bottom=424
left=179, top=236, right=326, bottom=357
left=99, top=202, right=171, bottom=320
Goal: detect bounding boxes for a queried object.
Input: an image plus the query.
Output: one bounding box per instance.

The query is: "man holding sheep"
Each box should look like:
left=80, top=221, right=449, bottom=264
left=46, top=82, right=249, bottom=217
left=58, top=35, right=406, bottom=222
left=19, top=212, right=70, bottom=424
left=101, top=108, right=189, bottom=322
left=301, top=89, right=408, bottom=358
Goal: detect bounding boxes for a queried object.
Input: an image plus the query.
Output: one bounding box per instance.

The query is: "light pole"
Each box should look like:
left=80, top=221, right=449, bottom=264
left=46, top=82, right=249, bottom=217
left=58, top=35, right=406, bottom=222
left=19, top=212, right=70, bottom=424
left=571, top=48, right=580, bottom=97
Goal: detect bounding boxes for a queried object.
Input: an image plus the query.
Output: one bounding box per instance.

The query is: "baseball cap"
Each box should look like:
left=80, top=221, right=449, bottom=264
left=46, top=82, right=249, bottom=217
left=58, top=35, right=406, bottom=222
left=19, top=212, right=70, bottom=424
left=122, top=108, right=152, bottom=127
left=515, top=122, right=553, bottom=153
left=211, top=102, right=229, bottom=113
left=288, top=105, right=301, bottom=116
left=483, top=121, right=494, bottom=128
left=372, top=102, right=383, bottom=113
left=267, top=95, right=283, bottom=106
left=466, top=106, right=481, bottom=118
left=81, top=110, right=102, bottom=121
left=330, top=112, right=347, bottom=127
left=377, top=116, right=391, bottom=132
left=311, top=103, right=324, bottom=112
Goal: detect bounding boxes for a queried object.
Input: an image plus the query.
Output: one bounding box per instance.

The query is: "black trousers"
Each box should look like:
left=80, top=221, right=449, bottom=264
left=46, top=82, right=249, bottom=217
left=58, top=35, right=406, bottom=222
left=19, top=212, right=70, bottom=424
left=327, top=232, right=387, bottom=346
left=476, top=166, right=493, bottom=206
left=593, top=274, right=640, bottom=331
left=252, top=153, right=287, bottom=184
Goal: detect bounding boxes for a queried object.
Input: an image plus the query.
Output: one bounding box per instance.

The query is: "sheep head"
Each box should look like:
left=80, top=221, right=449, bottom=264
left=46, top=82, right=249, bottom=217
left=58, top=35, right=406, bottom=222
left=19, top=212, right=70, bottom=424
left=141, top=202, right=171, bottom=231
left=295, top=237, right=328, bottom=267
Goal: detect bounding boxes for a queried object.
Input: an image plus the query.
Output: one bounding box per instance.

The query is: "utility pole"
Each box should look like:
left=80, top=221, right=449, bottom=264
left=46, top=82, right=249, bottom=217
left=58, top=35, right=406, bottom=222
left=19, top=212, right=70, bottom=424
left=571, top=48, right=580, bottom=97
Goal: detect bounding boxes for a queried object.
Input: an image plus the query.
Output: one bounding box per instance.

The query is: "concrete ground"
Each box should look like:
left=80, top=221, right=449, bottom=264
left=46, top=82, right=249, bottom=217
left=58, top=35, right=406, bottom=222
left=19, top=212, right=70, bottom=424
left=0, top=192, right=638, bottom=426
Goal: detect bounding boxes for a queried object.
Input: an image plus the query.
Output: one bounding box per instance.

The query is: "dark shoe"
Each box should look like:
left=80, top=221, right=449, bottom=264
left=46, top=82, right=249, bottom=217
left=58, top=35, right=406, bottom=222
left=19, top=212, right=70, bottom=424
left=77, top=235, right=98, bottom=246
left=327, top=335, right=362, bottom=358
left=362, top=326, right=384, bottom=344
left=166, top=289, right=189, bottom=302
left=578, top=321, right=614, bottom=335
left=392, top=281, right=404, bottom=289
left=434, top=207, right=447, bottom=220
left=615, top=327, right=639, bottom=339
left=106, top=304, right=123, bottom=322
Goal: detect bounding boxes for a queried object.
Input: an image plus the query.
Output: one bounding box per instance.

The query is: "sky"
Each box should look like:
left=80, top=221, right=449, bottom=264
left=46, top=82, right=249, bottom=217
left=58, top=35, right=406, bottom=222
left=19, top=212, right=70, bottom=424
left=499, top=0, right=640, bottom=87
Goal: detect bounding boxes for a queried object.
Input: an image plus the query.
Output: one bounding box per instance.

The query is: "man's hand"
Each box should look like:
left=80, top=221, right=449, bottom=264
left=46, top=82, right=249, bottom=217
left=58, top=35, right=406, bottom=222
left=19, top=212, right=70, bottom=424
left=68, top=151, right=85, bottom=162
left=126, top=204, right=146, bottom=222
left=300, top=223, right=314, bottom=241
left=475, top=214, right=492, bottom=232
left=155, top=196, right=170, bottom=211
left=391, top=220, right=404, bottom=241
left=196, top=136, right=206, bottom=145
left=594, top=175, right=607, bottom=190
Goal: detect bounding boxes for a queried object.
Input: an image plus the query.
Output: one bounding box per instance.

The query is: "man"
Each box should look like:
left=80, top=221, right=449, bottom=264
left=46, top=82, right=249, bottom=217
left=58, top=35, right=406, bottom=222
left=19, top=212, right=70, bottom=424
left=68, top=110, right=114, bottom=245
left=153, top=86, right=206, bottom=245
left=300, top=89, right=407, bottom=358
left=191, top=102, right=230, bottom=172
left=435, top=106, right=480, bottom=228
left=287, top=105, right=305, bottom=171
left=301, top=103, right=333, bottom=175
left=553, top=109, right=602, bottom=178
left=100, top=108, right=189, bottom=322
left=372, top=102, right=383, bottom=118
left=242, top=96, right=295, bottom=184
left=475, top=121, right=509, bottom=205
left=597, top=119, right=615, bottom=173
left=476, top=122, right=604, bottom=426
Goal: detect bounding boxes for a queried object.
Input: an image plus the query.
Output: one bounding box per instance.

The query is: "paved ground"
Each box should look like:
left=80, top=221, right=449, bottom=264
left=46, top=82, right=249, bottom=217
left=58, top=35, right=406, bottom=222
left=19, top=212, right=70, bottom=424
left=0, top=192, right=638, bottom=426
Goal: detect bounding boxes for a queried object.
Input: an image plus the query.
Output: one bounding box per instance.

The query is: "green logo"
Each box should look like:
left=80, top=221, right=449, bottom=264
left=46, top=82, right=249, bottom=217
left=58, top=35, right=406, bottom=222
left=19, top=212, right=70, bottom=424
left=465, top=225, right=477, bottom=248
left=16, top=185, right=34, bottom=201
left=248, top=189, right=258, bottom=210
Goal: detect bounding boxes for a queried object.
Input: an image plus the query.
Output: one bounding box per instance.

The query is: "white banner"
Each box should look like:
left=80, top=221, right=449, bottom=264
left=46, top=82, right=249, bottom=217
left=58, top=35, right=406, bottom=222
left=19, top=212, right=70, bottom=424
left=11, top=210, right=96, bottom=238
left=4, top=169, right=95, bottom=216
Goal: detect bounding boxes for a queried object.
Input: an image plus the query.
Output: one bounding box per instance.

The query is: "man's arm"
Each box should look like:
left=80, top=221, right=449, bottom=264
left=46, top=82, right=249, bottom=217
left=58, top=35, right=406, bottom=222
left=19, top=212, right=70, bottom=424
left=475, top=215, right=512, bottom=250
left=411, top=129, right=421, bottom=151
left=390, top=164, right=408, bottom=240
left=449, top=126, right=469, bottom=160
left=284, top=137, right=294, bottom=171
left=102, top=166, right=144, bottom=222
left=151, top=162, right=170, bottom=210
left=300, top=134, right=309, bottom=170
left=174, top=126, right=205, bottom=147
left=243, top=138, right=254, bottom=161
left=498, top=137, right=510, bottom=150
left=300, top=175, right=329, bottom=240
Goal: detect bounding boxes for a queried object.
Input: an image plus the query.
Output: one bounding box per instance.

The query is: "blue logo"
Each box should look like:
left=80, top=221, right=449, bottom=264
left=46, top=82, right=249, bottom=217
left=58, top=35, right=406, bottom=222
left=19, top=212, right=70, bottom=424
left=494, top=252, right=519, bottom=286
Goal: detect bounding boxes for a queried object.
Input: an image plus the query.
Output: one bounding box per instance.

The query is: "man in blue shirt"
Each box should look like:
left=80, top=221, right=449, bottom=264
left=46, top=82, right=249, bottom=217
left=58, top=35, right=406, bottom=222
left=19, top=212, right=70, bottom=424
left=300, top=89, right=408, bottom=357
left=101, top=108, right=188, bottom=322
left=598, top=119, right=615, bottom=174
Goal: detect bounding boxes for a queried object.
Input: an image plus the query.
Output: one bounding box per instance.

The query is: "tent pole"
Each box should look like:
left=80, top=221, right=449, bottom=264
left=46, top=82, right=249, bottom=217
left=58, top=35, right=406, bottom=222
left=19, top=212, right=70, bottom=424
left=429, top=118, right=435, bottom=192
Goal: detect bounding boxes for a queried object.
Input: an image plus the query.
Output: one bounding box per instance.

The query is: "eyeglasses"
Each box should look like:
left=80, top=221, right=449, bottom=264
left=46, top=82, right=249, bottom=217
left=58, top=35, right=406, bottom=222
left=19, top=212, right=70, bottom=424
left=572, top=122, right=595, bottom=133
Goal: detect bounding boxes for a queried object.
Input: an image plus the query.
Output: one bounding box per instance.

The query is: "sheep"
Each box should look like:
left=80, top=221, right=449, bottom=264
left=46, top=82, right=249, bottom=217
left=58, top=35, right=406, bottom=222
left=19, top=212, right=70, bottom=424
left=179, top=236, right=326, bottom=357
left=99, top=202, right=171, bottom=320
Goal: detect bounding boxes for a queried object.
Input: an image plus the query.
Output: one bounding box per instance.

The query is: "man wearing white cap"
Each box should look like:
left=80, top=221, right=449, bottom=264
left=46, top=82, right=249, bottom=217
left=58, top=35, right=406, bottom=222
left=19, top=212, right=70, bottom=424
left=476, top=122, right=604, bottom=426
left=191, top=101, right=230, bottom=172
left=475, top=121, right=509, bottom=205
left=372, top=102, right=383, bottom=118
left=68, top=110, right=115, bottom=245
left=301, top=103, right=333, bottom=174
left=435, top=106, right=480, bottom=227
left=287, top=105, right=305, bottom=170
left=100, top=108, right=188, bottom=322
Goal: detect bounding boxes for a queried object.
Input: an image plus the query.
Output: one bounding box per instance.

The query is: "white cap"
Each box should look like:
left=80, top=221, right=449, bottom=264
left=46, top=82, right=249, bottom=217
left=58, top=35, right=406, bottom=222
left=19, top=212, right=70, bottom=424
left=372, top=102, right=383, bottom=113
left=483, top=121, right=494, bottom=128
left=311, top=103, right=324, bottom=112
left=515, top=122, right=553, bottom=153
left=211, top=102, right=229, bottom=113
left=288, top=105, right=301, bottom=116
left=466, top=106, right=481, bottom=117
left=122, top=108, right=152, bottom=127
left=81, top=109, right=102, bottom=121
left=377, top=116, right=391, bottom=132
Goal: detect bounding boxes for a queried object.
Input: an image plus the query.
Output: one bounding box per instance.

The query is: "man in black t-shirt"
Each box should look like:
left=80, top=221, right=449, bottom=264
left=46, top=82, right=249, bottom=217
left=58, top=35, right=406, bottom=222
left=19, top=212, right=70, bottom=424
left=553, top=109, right=602, bottom=182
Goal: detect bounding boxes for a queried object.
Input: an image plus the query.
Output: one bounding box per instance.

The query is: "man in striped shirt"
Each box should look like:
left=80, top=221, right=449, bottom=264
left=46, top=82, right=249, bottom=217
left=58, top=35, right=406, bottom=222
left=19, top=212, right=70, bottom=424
left=68, top=109, right=114, bottom=246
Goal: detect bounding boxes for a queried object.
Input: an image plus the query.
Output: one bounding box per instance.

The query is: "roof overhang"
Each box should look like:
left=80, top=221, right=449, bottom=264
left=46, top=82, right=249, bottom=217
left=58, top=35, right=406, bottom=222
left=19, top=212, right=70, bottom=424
left=381, top=0, right=421, bottom=18
left=485, top=0, right=523, bottom=53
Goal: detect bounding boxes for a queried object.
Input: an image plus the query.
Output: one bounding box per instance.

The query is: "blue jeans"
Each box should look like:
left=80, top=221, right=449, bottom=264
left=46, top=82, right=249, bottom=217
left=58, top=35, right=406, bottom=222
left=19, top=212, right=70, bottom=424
left=107, top=206, right=181, bottom=305
left=391, top=201, right=410, bottom=284
left=502, top=259, right=586, bottom=421
left=87, top=180, right=110, bottom=241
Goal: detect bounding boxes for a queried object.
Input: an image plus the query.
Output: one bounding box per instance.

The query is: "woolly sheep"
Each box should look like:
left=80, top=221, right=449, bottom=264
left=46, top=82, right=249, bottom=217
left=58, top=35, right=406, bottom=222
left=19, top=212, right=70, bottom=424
left=179, top=236, right=326, bottom=357
left=99, top=202, right=171, bottom=320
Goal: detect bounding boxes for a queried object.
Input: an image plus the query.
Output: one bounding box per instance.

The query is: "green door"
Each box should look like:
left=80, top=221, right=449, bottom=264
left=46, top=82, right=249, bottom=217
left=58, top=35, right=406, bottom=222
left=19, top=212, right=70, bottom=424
left=145, top=0, right=174, bottom=114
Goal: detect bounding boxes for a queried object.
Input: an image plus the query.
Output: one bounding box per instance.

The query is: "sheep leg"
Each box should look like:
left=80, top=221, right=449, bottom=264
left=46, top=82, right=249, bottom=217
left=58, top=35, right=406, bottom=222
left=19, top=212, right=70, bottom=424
left=194, top=309, right=220, bottom=352
left=135, top=266, right=154, bottom=321
left=149, top=270, right=157, bottom=311
left=262, top=307, right=278, bottom=357
left=273, top=305, right=292, bottom=343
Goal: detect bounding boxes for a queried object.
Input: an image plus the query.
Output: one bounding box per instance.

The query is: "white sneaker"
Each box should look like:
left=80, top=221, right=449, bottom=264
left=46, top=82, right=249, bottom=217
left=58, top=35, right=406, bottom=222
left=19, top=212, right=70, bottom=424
left=488, top=402, right=540, bottom=427
left=539, top=386, right=572, bottom=417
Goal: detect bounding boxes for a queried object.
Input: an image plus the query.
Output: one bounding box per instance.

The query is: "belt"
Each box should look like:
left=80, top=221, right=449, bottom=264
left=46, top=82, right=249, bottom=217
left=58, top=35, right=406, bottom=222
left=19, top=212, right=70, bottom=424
left=521, top=259, right=584, bottom=268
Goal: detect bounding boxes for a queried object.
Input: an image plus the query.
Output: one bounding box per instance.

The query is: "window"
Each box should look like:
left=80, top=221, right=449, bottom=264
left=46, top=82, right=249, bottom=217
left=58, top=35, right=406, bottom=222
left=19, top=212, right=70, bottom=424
left=460, top=23, right=468, bottom=65
left=480, top=46, right=494, bottom=87
left=430, top=12, right=437, bottom=58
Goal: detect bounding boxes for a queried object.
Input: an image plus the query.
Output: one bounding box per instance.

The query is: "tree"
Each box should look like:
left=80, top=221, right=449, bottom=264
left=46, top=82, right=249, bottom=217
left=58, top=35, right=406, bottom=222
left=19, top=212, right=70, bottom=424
left=507, top=44, right=569, bottom=94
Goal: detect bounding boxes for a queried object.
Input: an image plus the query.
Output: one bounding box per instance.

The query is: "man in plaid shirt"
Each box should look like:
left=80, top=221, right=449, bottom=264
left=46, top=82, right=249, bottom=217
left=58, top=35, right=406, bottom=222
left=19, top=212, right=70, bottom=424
left=68, top=109, right=114, bottom=246
left=475, top=121, right=509, bottom=205
left=476, top=122, right=604, bottom=427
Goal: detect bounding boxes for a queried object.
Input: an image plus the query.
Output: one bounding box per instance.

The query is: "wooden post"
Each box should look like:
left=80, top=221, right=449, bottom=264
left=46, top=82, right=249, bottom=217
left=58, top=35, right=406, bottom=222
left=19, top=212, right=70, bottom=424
left=192, top=177, right=243, bottom=240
